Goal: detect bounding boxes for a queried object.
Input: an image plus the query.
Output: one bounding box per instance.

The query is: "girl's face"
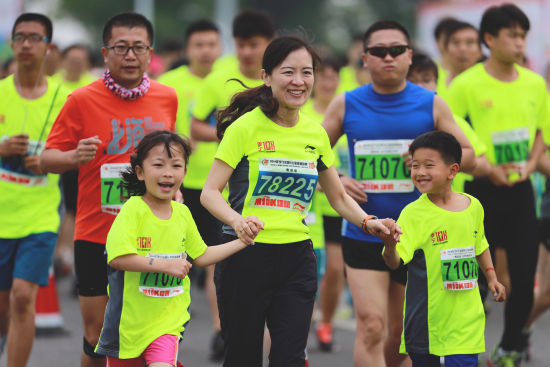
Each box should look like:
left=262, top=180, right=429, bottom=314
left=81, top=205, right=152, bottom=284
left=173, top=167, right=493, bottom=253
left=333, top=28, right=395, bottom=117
left=136, top=142, right=187, bottom=203
left=263, top=47, right=314, bottom=112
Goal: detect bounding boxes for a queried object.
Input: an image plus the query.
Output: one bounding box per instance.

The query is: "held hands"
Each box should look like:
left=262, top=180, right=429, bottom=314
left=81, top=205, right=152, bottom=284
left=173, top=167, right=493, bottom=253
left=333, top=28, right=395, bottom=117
left=366, top=217, right=402, bottom=243
left=74, top=136, right=101, bottom=165
left=340, top=176, right=368, bottom=204
left=1, top=134, right=29, bottom=156
left=488, top=279, right=506, bottom=302
left=164, top=257, right=193, bottom=279
left=233, top=215, right=265, bottom=245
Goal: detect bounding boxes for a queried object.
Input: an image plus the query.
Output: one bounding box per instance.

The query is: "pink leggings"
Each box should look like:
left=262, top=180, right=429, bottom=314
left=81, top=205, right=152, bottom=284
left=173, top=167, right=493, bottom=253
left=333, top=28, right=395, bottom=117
left=106, top=334, right=179, bottom=366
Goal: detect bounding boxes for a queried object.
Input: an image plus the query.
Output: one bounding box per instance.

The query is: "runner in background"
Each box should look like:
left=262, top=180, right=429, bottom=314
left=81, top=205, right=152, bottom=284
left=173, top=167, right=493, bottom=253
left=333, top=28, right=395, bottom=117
left=436, top=21, right=482, bottom=101
left=323, top=20, right=475, bottom=367
left=302, top=57, right=347, bottom=352
left=40, top=13, right=177, bottom=367
left=447, top=4, right=548, bottom=366
left=336, top=35, right=370, bottom=94
left=432, top=17, right=459, bottom=102
left=189, top=10, right=274, bottom=361
left=0, top=13, right=69, bottom=366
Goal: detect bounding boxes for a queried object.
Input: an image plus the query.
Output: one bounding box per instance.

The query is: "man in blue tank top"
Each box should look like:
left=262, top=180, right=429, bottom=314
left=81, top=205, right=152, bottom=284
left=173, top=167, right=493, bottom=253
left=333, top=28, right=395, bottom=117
left=322, top=20, right=475, bottom=367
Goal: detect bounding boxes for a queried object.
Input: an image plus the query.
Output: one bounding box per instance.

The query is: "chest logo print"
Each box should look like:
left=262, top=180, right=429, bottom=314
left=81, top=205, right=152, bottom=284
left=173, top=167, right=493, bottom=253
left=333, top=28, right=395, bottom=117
left=258, top=140, right=275, bottom=152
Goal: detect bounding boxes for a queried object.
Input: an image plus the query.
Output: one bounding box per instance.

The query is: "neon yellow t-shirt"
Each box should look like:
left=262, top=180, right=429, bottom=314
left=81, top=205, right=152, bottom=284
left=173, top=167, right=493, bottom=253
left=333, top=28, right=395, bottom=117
left=186, top=64, right=264, bottom=190
left=448, top=63, right=548, bottom=180
left=96, top=196, right=207, bottom=359
left=392, top=193, right=489, bottom=356
left=436, top=63, right=450, bottom=102
left=452, top=114, right=487, bottom=192
left=0, top=75, right=69, bottom=238
left=213, top=54, right=238, bottom=71
left=52, top=71, right=97, bottom=92
left=301, top=99, right=349, bottom=217
left=215, top=107, right=334, bottom=244
left=158, top=66, right=216, bottom=190
left=336, top=65, right=360, bottom=95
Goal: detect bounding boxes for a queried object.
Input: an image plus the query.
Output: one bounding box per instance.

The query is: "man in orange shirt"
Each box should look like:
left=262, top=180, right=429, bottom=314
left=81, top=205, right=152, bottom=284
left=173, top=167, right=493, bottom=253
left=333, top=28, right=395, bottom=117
left=40, top=12, right=176, bottom=367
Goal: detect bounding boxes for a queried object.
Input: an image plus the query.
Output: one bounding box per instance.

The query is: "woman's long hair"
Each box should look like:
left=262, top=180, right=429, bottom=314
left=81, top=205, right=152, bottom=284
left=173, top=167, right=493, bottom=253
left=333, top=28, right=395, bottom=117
left=216, top=36, right=321, bottom=140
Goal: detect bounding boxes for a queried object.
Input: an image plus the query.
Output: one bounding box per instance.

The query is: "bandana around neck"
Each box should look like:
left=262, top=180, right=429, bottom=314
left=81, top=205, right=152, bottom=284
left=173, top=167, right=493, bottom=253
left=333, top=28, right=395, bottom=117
left=103, top=69, right=150, bottom=100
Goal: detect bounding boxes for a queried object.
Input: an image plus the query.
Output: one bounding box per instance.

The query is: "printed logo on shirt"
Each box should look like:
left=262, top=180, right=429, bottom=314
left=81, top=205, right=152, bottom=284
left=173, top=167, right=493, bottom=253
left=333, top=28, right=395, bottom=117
left=257, top=140, right=275, bottom=152
left=305, top=145, right=316, bottom=154
left=253, top=196, right=291, bottom=209
left=480, top=100, right=493, bottom=109
left=107, top=117, right=167, bottom=154
left=137, top=236, right=152, bottom=251
left=431, top=230, right=448, bottom=245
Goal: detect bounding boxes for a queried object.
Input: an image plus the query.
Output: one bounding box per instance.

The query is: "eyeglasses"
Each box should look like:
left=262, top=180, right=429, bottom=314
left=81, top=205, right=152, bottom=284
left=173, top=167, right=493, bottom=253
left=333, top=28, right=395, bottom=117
left=12, top=33, right=50, bottom=44
left=365, top=45, right=409, bottom=58
left=105, top=44, right=151, bottom=55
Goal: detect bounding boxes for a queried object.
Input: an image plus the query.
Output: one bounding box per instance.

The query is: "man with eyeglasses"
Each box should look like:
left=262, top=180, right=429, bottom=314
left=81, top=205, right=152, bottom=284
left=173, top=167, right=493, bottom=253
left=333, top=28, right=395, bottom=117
left=0, top=12, right=70, bottom=367
left=323, top=20, right=475, bottom=367
left=40, top=12, right=176, bottom=367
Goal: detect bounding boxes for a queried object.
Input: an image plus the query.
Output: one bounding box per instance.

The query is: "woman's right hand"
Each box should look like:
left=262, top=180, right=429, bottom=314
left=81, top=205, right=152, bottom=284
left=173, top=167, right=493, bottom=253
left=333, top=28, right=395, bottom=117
left=232, top=215, right=264, bottom=245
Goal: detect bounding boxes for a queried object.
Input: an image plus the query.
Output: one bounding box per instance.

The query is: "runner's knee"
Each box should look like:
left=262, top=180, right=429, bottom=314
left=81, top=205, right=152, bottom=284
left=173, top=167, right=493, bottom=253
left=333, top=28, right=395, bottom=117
left=357, top=312, right=385, bottom=346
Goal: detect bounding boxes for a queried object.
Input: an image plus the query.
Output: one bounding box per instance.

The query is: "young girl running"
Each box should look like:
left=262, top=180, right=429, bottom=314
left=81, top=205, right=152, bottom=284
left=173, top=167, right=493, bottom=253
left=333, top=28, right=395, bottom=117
left=94, top=130, right=263, bottom=366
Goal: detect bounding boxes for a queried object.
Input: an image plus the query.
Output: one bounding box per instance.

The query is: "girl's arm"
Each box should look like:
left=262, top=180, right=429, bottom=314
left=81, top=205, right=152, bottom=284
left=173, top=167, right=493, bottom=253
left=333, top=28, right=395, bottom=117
left=318, top=166, right=399, bottom=241
left=110, top=254, right=192, bottom=279
left=201, top=158, right=263, bottom=244
left=193, top=239, right=249, bottom=267
left=476, top=248, right=506, bottom=302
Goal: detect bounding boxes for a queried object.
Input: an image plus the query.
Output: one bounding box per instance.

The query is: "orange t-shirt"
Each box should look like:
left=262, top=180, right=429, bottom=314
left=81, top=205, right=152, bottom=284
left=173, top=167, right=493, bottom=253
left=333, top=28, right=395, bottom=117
left=46, top=79, right=177, bottom=244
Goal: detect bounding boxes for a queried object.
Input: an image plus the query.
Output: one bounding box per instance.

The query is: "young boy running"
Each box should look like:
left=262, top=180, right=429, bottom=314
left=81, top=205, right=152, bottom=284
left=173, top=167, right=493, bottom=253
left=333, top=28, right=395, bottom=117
left=382, top=131, right=506, bottom=367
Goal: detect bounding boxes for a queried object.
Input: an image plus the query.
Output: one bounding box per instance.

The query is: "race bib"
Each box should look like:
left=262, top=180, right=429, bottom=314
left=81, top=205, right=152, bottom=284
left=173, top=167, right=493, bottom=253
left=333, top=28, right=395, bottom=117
left=100, top=163, right=130, bottom=215
left=440, top=246, right=478, bottom=291
left=0, top=139, right=48, bottom=186
left=250, top=158, right=318, bottom=214
left=354, top=139, right=413, bottom=193
left=491, top=128, right=529, bottom=176
left=139, top=252, right=186, bottom=298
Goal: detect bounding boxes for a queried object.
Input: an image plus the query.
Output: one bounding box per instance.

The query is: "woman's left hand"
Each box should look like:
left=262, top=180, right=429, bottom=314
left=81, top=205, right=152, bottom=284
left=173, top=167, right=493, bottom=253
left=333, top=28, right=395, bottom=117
left=367, top=218, right=402, bottom=242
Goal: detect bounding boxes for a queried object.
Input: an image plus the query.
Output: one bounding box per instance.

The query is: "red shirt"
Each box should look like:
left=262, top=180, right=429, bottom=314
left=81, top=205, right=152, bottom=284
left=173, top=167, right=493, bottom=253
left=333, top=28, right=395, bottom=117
left=46, top=79, right=177, bottom=244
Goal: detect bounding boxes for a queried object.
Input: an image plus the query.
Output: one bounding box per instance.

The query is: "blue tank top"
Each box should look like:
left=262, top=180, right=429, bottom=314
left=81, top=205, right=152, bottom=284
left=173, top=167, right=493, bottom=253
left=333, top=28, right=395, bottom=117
left=342, top=82, right=435, bottom=242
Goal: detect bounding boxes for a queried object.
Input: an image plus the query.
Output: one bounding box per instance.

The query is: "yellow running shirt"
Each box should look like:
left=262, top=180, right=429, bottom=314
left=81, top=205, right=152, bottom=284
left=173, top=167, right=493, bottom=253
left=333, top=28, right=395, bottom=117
left=393, top=193, right=489, bottom=356
left=52, top=71, right=97, bottom=92
left=215, top=107, right=334, bottom=244
left=96, top=196, right=207, bottom=359
left=448, top=63, right=549, bottom=180
left=188, top=64, right=264, bottom=190
left=0, top=75, right=69, bottom=238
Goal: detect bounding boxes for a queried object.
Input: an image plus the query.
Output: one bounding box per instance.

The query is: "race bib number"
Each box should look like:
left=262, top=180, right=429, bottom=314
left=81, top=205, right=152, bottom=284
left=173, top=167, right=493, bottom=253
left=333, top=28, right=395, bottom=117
left=139, top=253, right=186, bottom=298
left=100, top=163, right=130, bottom=215
left=250, top=158, right=318, bottom=214
left=491, top=128, right=529, bottom=175
left=354, top=139, right=413, bottom=193
left=440, top=246, right=478, bottom=291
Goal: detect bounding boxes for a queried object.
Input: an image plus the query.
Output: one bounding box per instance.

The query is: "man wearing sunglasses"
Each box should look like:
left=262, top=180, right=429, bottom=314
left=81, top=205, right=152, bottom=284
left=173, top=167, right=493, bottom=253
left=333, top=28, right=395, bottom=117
left=41, top=12, right=176, bottom=367
left=0, top=12, right=70, bottom=367
left=323, top=20, right=475, bottom=367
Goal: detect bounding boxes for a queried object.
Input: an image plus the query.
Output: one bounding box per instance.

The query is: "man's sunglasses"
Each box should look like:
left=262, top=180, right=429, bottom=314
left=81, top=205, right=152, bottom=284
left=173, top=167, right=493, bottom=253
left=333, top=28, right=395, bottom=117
left=365, top=45, right=409, bottom=58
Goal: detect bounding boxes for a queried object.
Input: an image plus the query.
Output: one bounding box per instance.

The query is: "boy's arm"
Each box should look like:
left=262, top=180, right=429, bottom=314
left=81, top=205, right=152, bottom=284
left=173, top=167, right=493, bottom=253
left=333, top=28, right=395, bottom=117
left=382, top=238, right=402, bottom=270
left=476, top=248, right=506, bottom=302
left=193, top=239, right=249, bottom=267
left=110, top=254, right=192, bottom=279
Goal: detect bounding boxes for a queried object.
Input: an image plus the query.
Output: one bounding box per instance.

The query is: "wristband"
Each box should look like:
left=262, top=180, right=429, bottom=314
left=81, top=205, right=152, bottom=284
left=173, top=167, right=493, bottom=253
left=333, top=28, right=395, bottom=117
left=361, top=215, right=378, bottom=233
left=149, top=258, right=154, bottom=266
left=485, top=267, right=495, bottom=273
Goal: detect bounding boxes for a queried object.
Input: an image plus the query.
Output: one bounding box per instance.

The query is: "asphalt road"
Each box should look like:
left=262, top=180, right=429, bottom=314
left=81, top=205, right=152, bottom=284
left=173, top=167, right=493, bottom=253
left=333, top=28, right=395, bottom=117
left=3, top=274, right=549, bottom=367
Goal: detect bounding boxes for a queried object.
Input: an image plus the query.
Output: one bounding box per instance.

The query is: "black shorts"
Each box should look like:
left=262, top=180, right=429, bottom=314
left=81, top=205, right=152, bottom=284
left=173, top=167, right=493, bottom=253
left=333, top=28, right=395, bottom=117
left=181, top=187, right=222, bottom=245
left=74, top=240, right=108, bottom=296
left=323, top=215, right=343, bottom=243
left=61, top=169, right=78, bottom=214
left=342, top=237, right=407, bottom=285
left=539, top=219, right=550, bottom=251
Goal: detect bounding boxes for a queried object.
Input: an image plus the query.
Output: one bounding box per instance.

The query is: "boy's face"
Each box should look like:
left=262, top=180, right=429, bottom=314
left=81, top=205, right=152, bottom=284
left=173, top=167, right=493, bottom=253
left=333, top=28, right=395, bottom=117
left=411, top=147, right=458, bottom=194
left=186, top=30, right=221, bottom=71
left=484, top=23, right=526, bottom=65
left=446, top=27, right=481, bottom=73
left=407, top=70, right=437, bottom=91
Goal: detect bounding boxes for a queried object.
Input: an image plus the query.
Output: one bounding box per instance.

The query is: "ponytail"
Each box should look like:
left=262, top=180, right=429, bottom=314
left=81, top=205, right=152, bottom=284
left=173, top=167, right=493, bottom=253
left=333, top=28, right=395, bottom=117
left=216, top=80, right=278, bottom=140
